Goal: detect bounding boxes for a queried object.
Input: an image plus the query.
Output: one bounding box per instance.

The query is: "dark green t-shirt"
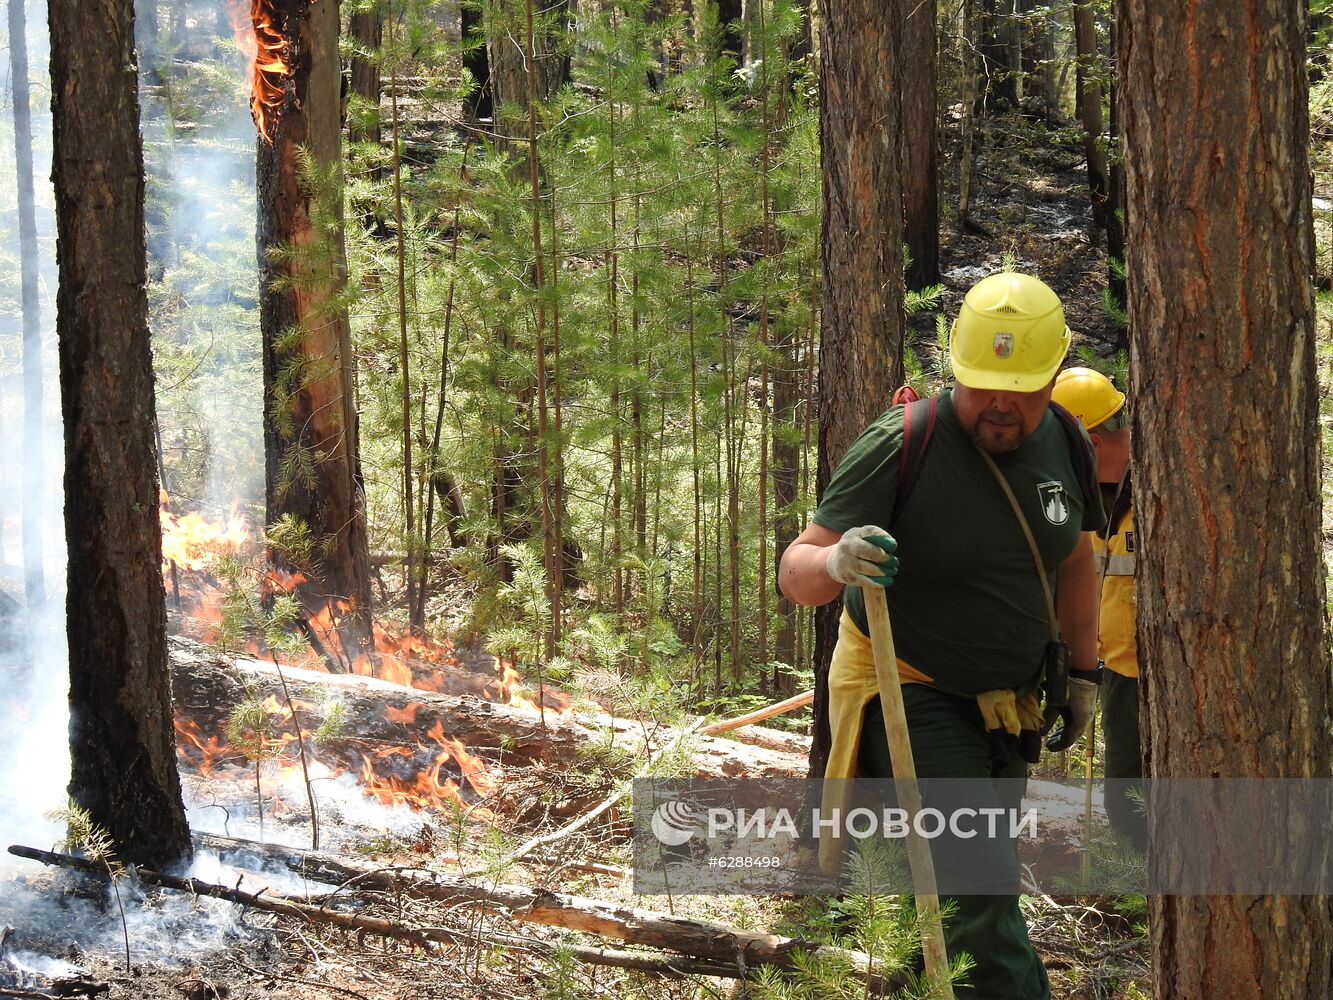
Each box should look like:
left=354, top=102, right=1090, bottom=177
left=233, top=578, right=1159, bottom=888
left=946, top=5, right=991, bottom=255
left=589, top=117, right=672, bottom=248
left=813, top=391, right=1107, bottom=695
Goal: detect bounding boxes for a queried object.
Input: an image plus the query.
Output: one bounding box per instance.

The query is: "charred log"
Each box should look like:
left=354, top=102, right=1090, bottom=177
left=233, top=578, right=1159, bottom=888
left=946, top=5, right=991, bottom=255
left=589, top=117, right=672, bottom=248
left=167, top=638, right=809, bottom=781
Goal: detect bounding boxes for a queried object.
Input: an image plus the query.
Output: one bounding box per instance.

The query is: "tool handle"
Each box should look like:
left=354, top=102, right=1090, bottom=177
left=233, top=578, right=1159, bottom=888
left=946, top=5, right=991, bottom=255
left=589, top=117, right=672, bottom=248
left=863, top=586, right=954, bottom=996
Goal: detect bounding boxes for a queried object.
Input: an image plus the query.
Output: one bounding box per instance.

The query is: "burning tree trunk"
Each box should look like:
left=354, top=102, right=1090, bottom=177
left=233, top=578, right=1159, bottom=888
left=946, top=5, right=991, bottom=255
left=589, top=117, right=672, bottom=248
left=48, top=0, right=192, bottom=868
left=255, top=0, right=374, bottom=642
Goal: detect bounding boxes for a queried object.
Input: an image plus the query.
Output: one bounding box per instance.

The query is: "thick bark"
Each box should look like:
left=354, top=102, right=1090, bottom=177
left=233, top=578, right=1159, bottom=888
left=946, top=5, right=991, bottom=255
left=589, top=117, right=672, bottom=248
left=484, top=0, right=569, bottom=139
left=901, top=0, right=938, bottom=290
left=9, top=0, right=45, bottom=611
left=810, top=0, right=904, bottom=779
left=49, top=0, right=192, bottom=868
left=259, top=0, right=374, bottom=634
left=1119, top=1, right=1333, bottom=997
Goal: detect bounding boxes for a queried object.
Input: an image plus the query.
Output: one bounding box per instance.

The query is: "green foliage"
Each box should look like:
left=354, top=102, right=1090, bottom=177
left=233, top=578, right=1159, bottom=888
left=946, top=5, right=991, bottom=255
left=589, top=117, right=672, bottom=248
left=49, top=801, right=126, bottom=880
left=226, top=694, right=274, bottom=763
left=48, top=801, right=132, bottom=971
left=755, top=841, right=971, bottom=1000
left=1072, top=345, right=1130, bottom=389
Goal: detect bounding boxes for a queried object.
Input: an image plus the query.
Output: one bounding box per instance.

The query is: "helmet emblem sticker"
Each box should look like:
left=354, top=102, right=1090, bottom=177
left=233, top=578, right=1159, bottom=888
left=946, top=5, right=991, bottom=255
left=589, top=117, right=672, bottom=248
left=1037, top=481, right=1070, bottom=525
left=993, top=332, right=1014, bottom=359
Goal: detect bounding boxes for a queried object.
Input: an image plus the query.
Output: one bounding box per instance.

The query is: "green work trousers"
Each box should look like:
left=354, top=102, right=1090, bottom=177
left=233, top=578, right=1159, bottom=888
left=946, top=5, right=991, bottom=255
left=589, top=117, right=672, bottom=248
left=1100, top=670, right=1145, bottom=850
left=859, top=686, right=1050, bottom=1000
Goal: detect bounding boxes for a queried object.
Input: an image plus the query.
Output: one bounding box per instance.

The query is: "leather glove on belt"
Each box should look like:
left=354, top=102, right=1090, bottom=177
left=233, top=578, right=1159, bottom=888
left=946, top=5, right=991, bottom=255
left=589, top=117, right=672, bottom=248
left=1016, top=690, right=1045, bottom=764
left=1044, top=669, right=1102, bottom=752
left=977, top=689, right=1021, bottom=736
left=978, top=689, right=1046, bottom=766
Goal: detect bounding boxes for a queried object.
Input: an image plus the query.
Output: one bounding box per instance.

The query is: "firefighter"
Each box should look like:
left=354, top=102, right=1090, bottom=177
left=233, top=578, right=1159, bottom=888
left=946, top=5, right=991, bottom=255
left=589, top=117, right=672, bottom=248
left=780, top=272, right=1106, bottom=1000
left=1051, top=366, right=1143, bottom=849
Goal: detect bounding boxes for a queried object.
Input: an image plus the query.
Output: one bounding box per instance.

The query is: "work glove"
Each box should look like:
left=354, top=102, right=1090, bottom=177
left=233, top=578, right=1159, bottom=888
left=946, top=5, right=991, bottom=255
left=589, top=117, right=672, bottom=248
left=825, top=525, right=899, bottom=589
left=1016, top=689, right=1047, bottom=764
left=976, top=689, right=1021, bottom=736
left=1044, top=673, right=1101, bottom=752
left=1016, top=690, right=1045, bottom=732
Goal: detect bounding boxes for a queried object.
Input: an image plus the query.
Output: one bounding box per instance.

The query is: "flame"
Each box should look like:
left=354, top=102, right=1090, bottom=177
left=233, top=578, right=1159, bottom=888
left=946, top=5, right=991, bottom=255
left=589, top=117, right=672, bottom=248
left=175, top=718, right=238, bottom=777
left=161, top=506, right=250, bottom=571
left=176, top=688, right=498, bottom=821
left=385, top=703, right=421, bottom=725
left=358, top=739, right=495, bottom=820
left=484, top=660, right=572, bottom=713
left=227, top=0, right=318, bottom=142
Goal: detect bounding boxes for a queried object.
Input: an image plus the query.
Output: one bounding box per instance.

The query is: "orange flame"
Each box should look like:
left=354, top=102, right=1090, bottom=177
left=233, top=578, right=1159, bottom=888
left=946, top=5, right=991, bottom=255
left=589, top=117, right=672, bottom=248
left=484, top=660, right=572, bottom=713
left=227, top=0, right=318, bottom=142
left=161, top=506, right=250, bottom=571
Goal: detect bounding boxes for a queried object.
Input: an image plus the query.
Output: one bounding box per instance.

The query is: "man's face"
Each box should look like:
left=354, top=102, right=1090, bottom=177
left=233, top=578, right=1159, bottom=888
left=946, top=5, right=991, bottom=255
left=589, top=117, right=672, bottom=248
left=952, top=379, right=1055, bottom=454
left=1091, top=424, right=1131, bottom=485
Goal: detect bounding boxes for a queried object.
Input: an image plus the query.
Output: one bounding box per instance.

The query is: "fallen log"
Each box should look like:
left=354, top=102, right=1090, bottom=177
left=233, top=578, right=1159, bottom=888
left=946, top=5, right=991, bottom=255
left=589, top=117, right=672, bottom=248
left=168, top=637, right=808, bottom=782
left=13, top=841, right=905, bottom=992
left=191, top=833, right=903, bottom=989
left=6, top=844, right=734, bottom=981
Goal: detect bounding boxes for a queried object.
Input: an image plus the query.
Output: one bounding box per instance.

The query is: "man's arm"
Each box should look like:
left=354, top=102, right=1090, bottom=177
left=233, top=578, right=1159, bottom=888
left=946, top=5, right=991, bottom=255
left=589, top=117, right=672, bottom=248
left=1056, top=532, right=1099, bottom=670
left=780, top=521, right=899, bottom=605
left=779, top=523, right=847, bottom=607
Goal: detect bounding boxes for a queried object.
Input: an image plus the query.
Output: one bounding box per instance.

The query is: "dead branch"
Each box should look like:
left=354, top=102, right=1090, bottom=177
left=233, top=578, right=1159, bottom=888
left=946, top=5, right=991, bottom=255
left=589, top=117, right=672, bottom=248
left=7, top=842, right=867, bottom=986
left=494, top=718, right=705, bottom=870
left=188, top=833, right=904, bottom=991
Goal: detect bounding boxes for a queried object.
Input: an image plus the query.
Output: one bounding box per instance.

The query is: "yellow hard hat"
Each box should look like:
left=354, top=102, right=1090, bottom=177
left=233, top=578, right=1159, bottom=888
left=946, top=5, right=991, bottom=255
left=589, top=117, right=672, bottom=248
left=1051, top=366, right=1126, bottom=429
left=949, top=272, right=1072, bottom=392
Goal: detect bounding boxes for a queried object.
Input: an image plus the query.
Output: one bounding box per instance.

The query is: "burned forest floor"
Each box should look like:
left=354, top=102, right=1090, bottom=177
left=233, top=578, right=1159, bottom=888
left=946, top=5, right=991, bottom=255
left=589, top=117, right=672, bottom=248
left=0, top=113, right=1153, bottom=1000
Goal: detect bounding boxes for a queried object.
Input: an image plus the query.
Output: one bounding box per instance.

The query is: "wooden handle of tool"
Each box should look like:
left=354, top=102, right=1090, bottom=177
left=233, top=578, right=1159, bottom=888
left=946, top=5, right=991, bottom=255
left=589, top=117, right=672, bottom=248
left=863, top=586, right=954, bottom=996
left=700, top=690, right=814, bottom=735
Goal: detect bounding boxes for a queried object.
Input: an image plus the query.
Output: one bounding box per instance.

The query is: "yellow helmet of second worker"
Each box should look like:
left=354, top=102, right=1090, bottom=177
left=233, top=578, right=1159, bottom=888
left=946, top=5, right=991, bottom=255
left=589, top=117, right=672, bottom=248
left=1051, top=366, right=1126, bottom=430
left=949, top=272, right=1072, bottom=392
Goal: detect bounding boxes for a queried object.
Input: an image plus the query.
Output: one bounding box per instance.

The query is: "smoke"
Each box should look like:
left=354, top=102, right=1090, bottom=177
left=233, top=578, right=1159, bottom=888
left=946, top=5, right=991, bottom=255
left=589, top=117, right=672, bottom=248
left=0, top=0, right=68, bottom=859
left=139, top=1, right=264, bottom=519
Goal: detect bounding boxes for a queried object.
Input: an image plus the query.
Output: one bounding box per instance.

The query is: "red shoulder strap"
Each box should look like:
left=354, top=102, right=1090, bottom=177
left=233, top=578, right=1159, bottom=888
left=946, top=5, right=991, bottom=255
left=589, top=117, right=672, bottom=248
left=893, top=395, right=937, bottom=525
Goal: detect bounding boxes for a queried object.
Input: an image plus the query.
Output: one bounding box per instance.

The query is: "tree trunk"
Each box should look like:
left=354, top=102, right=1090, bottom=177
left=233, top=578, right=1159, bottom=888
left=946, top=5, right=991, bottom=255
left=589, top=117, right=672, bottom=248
left=978, top=0, right=1018, bottom=111
left=810, top=0, right=904, bottom=779
left=484, top=0, right=569, bottom=141
left=1073, top=1, right=1108, bottom=233
left=258, top=0, right=374, bottom=641
left=1118, top=1, right=1333, bottom=996
left=1018, top=0, right=1055, bottom=121
left=49, top=0, right=192, bottom=869
left=958, top=0, right=978, bottom=223
left=10, top=0, right=45, bottom=612
left=1105, top=14, right=1126, bottom=326
left=347, top=5, right=382, bottom=145
left=771, top=322, right=800, bottom=678
left=901, top=0, right=938, bottom=290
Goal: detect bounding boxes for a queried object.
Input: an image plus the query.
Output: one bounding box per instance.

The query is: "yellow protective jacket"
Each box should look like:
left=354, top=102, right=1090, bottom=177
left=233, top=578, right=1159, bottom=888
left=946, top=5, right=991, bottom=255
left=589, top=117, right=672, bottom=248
left=1093, top=490, right=1137, bottom=678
